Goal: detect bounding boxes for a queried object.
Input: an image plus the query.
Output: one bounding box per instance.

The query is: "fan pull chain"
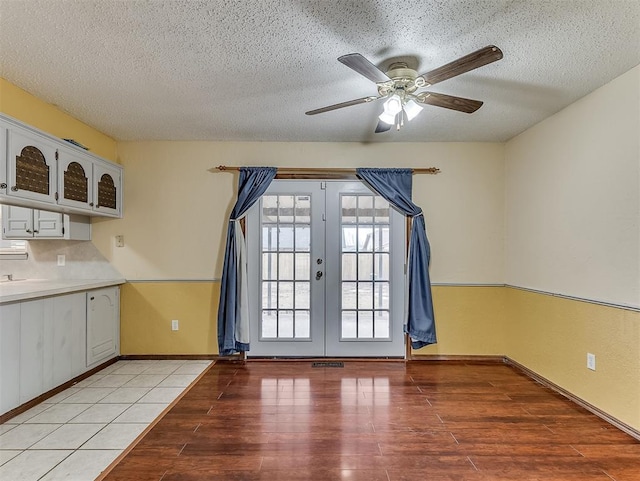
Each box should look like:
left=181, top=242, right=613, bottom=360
left=396, top=110, right=405, bottom=131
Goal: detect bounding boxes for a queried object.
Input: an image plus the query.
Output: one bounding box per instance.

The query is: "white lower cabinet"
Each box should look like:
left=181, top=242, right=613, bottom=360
left=43, top=293, right=87, bottom=391
left=0, top=303, right=20, bottom=414
left=19, top=299, right=45, bottom=404
left=87, top=287, right=120, bottom=368
left=0, top=286, right=120, bottom=416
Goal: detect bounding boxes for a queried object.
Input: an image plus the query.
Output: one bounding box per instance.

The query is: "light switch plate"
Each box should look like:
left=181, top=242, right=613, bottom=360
left=587, top=353, right=596, bottom=371
left=57, top=254, right=65, bottom=266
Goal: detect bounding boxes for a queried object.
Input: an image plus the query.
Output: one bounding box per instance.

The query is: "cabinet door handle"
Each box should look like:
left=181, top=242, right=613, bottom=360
left=11, top=186, right=18, bottom=192
left=26, top=229, right=32, bottom=233
left=90, top=297, right=95, bottom=300
left=33, top=230, right=39, bottom=234
left=89, top=202, right=94, bottom=207
left=0, top=183, right=6, bottom=189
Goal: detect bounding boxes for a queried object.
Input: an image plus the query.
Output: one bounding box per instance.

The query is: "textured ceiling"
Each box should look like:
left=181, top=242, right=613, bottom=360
left=0, top=1, right=638, bottom=142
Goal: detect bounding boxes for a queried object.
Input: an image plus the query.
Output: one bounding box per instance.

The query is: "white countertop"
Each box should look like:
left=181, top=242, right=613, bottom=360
left=0, top=278, right=126, bottom=304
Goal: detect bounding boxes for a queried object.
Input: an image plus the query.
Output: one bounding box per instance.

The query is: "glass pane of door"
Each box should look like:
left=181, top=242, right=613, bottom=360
left=260, top=194, right=311, bottom=340
left=339, top=194, right=391, bottom=340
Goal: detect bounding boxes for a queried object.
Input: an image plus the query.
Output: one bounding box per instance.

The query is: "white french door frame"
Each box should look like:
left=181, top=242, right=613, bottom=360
left=324, top=181, right=406, bottom=357
left=246, top=179, right=406, bottom=358
left=246, top=181, right=325, bottom=357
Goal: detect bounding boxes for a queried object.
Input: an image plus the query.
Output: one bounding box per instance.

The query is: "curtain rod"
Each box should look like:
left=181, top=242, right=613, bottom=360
left=211, top=165, right=440, bottom=175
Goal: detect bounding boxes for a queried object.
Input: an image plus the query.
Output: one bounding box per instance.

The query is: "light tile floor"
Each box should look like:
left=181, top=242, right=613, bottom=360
left=0, top=359, right=212, bottom=481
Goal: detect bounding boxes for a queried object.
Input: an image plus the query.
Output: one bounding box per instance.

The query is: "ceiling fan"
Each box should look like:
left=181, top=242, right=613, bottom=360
left=306, top=45, right=503, bottom=133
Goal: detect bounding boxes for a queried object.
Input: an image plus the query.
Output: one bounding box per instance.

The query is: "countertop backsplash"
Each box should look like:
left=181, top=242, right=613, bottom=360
left=0, top=239, right=122, bottom=281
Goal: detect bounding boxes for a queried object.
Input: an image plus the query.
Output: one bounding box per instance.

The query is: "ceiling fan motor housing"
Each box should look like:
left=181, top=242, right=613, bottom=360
left=379, top=62, right=426, bottom=96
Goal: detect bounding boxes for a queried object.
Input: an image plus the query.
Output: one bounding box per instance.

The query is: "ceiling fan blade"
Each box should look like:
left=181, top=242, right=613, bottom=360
left=420, top=45, right=503, bottom=86
left=375, top=119, right=392, bottom=133
left=416, top=92, right=484, bottom=113
left=338, top=53, right=390, bottom=83
left=305, top=96, right=380, bottom=115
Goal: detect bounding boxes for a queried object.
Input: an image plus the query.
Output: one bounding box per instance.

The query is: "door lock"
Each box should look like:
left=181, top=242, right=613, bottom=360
left=316, top=271, right=323, bottom=280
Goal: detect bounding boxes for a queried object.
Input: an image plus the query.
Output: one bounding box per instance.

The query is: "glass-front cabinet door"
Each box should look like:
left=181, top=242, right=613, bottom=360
left=57, top=148, right=93, bottom=211
left=93, top=163, right=122, bottom=217
left=7, top=129, right=57, bottom=204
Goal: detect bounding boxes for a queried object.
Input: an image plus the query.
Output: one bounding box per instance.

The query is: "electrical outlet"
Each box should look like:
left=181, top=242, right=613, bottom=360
left=587, top=353, right=596, bottom=371
left=57, top=254, right=65, bottom=266
left=172, top=319, right=179, bottom=331
left=115, top=235, right=124, bottom=247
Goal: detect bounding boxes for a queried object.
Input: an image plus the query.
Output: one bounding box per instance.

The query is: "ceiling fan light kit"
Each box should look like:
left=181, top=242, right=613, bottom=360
left=404, top=99, right=423, bottom=121
left=306, top=45, right=503, bottom=133
left=378, top=94, right=424, bottom=127
left=379, top=94, right=402, bottom=122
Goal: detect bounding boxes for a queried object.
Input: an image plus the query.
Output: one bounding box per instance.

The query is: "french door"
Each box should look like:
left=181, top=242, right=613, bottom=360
left=246, top=180, right=406, bottom=357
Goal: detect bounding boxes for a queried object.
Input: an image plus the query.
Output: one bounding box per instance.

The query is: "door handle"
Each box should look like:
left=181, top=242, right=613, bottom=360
left=316, top=271, right=323, bottom=280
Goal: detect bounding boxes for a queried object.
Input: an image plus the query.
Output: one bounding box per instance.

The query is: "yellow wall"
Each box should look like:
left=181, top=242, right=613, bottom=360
left=91, top=140, right=506, bottom=365
left=502, top=66, right=640, bottom=431
left=415, top=286, right=507, bottom=356
left=0, top=78, right=117, bottom=161
left=120, top=284, right=507, bottom=358
left=92, top=140, right=505, bottom=282
left=120, top=282, right=220, bottom=355
left=505, top=288, right=640, bottom=429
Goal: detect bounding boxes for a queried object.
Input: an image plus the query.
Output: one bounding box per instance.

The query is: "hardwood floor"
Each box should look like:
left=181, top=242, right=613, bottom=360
left=100, top=361, right=640, bottom=480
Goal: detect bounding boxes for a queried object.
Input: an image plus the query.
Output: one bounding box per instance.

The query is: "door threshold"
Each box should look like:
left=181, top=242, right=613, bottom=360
left=245, top=356, right=406, bottom=362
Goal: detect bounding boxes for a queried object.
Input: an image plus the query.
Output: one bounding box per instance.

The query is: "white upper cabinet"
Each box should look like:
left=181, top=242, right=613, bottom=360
left=93, top=162, right=122, bottom=217
left=2, top=204, right=35, bottom=237
left=7, top=128, right=58, bottom=204
left=0, top=114, right=123, bottom=218
left=2, top=205, right=91, bottom=240
left=33, top=209, right=65, bottom=238
left=2, top=204, right=64, bottom=238
left=0, top=124, right=7, bottom=192
left=57, top=146, right=93, bottom=211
